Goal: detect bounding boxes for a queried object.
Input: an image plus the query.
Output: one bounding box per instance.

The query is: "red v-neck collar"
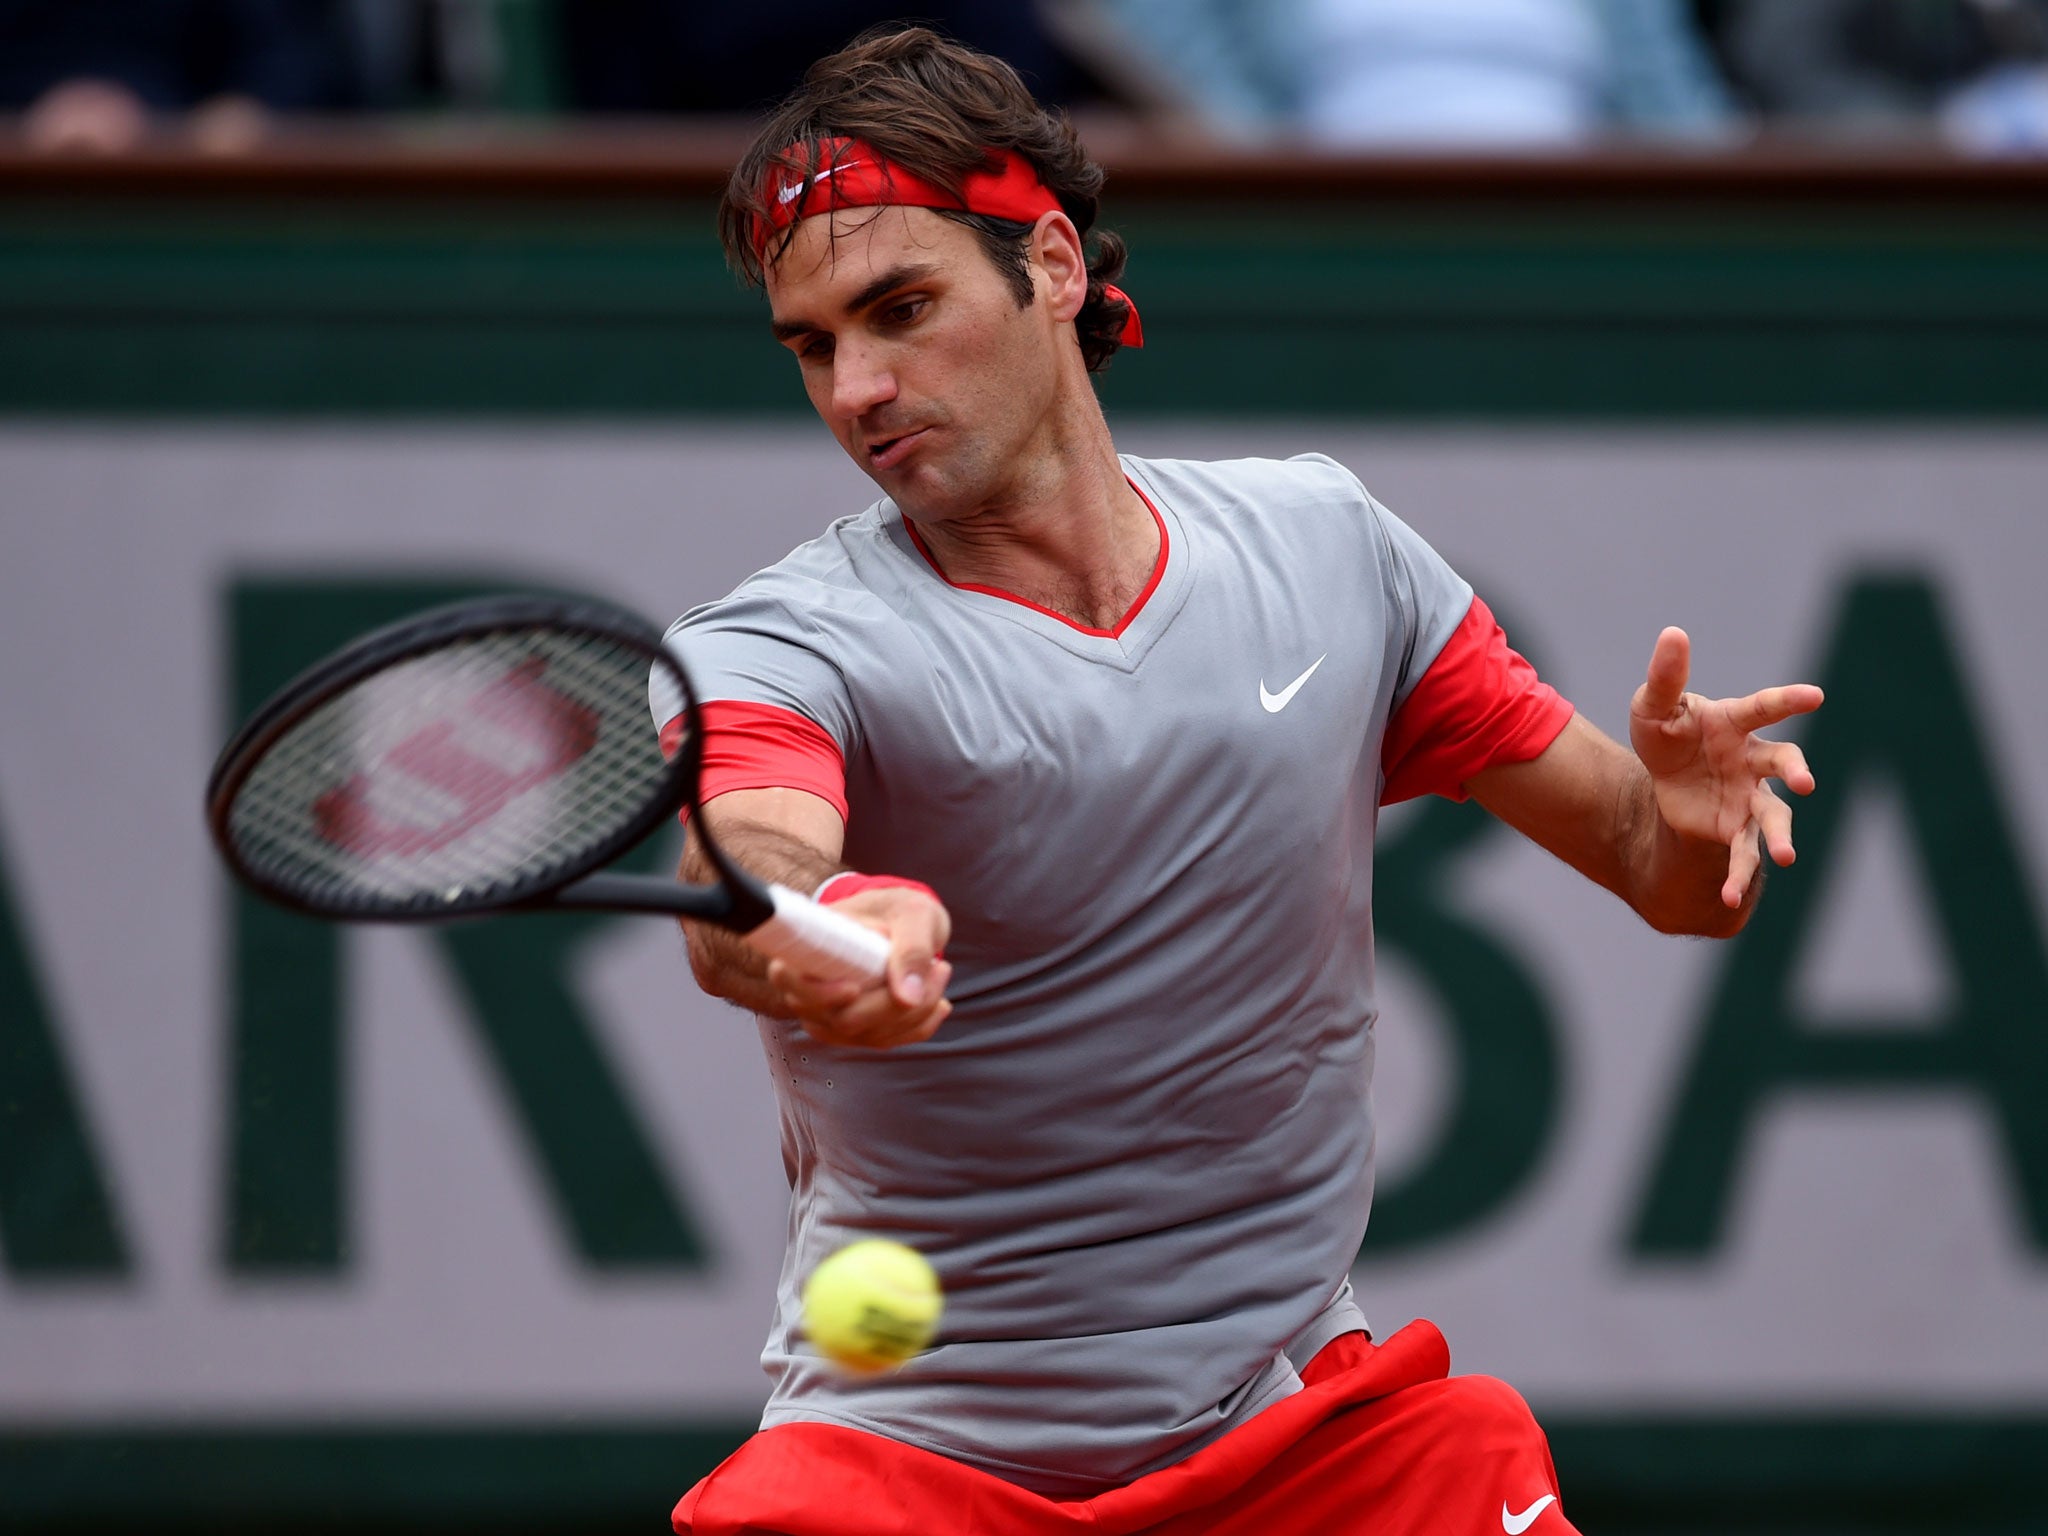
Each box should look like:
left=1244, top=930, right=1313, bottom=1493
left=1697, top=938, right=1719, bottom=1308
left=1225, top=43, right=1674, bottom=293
left=899, top=480, right=1170, bottom=640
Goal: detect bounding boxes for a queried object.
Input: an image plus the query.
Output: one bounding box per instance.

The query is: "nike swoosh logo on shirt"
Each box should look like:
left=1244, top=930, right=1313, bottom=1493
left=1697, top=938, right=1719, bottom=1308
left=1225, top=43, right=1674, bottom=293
left=1503, top=1494, right=1557, bottom=1534
left=777, top=161, right=866, bottom=204
left=1259, top=654, right=1326, bottom=713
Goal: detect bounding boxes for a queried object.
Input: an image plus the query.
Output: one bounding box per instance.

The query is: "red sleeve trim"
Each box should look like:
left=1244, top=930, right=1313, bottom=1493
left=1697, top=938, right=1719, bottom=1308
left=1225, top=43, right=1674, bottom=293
left=661, top=700, right=849, bottom=822
left=1380, top=596, right=1574, bottom=806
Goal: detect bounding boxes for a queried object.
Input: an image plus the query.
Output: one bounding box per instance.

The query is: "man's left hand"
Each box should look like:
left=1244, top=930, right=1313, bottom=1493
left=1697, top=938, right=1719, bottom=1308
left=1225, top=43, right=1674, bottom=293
left=1629, top=626, right=1824, bottom=908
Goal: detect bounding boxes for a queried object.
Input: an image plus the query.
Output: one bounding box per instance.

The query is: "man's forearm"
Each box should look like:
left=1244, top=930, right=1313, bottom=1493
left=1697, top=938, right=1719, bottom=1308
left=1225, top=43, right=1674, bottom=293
left=680, top=817, right=845, bottom=1016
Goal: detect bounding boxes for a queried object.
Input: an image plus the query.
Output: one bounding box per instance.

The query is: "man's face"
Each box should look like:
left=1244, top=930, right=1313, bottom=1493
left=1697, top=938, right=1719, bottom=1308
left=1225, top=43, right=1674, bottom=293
left=765, top=206, right=1062, bottom=523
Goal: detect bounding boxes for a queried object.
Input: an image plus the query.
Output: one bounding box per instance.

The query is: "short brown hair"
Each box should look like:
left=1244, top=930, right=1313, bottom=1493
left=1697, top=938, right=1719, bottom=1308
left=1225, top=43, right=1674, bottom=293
left=717, top=25, right=1134, bottom=374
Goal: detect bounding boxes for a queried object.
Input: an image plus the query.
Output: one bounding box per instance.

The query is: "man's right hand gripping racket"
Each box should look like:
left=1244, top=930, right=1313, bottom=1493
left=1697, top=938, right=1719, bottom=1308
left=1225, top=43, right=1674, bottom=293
left=205, top=593, right=890, bottom=982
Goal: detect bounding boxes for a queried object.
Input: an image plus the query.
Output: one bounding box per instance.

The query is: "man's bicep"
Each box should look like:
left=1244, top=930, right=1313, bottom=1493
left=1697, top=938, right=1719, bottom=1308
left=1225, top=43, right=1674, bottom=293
left=1465, top=712, right=1639, bottom=897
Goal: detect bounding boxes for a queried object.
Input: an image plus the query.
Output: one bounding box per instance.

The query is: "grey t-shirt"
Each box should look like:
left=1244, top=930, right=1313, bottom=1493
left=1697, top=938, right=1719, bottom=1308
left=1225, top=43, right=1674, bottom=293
left=657, top=453, right=1475, bottom=1497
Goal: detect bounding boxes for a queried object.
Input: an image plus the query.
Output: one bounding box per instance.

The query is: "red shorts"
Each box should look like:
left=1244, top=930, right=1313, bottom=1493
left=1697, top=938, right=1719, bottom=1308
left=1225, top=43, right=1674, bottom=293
left=673, top=1320, right=1577, bottom=1536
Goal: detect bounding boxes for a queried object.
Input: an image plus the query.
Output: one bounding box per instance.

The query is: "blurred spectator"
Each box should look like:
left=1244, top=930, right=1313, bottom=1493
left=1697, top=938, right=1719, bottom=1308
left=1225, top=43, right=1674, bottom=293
left=1295, top=0, right=1736, bottom=145
left=1043, top=0, right=1294, bottom=132
left=1062, top=0, right=1736, bottom=145
left=2, top=0, right=364, bottom=151
left=346, top=0, right=537, bottom=111
left=1716, top=0, right=2048, bottom=152
left=559, top=2, right=1099, bottom=115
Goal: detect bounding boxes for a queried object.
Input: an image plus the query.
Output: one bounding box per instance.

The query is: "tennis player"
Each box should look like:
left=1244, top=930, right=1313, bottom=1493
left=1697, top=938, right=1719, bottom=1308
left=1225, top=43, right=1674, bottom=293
left=654, top=26, right=1821, bottom=1536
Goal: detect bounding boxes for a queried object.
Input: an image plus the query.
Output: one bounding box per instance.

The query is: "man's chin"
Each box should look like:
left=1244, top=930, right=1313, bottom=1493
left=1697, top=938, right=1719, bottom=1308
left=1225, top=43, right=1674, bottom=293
left=868, top=461, right=963, bottom=520
left=850, top=436, right=996, bottom=523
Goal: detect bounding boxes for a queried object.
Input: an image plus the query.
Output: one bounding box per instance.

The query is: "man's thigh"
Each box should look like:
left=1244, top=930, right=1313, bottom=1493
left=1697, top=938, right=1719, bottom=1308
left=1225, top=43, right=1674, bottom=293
left=1154, top=1373, right=1578, bottom=1536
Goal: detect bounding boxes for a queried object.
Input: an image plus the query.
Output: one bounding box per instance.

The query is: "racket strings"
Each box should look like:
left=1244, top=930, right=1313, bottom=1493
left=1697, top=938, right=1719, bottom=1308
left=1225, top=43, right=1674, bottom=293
left=226, top=629, right=676, bottom=912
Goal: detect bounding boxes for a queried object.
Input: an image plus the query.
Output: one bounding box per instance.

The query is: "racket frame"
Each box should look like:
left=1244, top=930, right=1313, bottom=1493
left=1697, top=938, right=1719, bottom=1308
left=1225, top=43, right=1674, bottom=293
left=204, top=593, right=773, bottom=930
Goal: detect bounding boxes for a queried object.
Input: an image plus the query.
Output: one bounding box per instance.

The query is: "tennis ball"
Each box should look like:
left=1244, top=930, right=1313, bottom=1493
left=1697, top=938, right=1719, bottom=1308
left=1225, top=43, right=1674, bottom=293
left=801, top=1238, right=943, bottom=1373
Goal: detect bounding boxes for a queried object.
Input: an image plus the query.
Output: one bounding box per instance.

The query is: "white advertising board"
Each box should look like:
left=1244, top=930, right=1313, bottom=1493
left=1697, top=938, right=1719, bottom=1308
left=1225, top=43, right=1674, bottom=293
left=2, top=423, right=2044, bottom=1437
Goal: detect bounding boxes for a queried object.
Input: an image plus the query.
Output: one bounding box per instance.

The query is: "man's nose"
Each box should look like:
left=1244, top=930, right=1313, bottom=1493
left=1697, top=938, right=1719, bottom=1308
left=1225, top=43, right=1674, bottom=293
left=830, top=339, right=898, bottom=420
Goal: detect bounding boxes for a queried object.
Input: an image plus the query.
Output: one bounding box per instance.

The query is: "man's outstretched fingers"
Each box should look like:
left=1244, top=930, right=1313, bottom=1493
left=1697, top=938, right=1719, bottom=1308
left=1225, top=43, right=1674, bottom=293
left=1751, top=738, right=1815, bottom=795
left=1637, top=626, right=1692, bottom=718
left=1756, top=783, right=1797, bottom=866
left=1727, top=683, right=1826, bottom=734
left=1724, top=818, right=1763, bottom=907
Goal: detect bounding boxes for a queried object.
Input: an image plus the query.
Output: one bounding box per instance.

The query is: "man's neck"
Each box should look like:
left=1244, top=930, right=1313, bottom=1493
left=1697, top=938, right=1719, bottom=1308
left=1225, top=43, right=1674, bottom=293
left=912, top=419, right=1158, bottom=633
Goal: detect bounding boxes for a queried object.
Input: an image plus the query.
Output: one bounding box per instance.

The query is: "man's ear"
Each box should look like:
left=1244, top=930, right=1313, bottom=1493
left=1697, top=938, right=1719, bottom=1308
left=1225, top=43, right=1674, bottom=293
left=1031, top=211, right=1089, bottom=326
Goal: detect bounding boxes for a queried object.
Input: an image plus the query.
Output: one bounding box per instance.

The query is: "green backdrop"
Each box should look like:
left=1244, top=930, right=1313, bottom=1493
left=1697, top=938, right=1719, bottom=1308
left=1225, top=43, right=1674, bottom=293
left=3, top=159, right=2045, bottom=419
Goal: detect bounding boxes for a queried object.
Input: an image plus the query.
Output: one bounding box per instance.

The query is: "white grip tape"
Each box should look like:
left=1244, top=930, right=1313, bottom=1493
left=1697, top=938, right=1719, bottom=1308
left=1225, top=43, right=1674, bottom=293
left=748, top=882, right=893, bottom=983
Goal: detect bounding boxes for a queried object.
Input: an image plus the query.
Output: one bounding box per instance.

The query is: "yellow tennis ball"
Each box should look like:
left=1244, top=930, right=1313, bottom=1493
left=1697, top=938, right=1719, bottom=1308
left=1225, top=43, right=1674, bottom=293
left=801, top=1239, right=943, bottom=1373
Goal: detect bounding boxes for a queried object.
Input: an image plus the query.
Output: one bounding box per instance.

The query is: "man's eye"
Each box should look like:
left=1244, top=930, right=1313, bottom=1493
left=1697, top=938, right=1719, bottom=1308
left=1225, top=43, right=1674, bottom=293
left=882, top=298, right=927, bottom=326
left=799, top=336, right=833, bottom=361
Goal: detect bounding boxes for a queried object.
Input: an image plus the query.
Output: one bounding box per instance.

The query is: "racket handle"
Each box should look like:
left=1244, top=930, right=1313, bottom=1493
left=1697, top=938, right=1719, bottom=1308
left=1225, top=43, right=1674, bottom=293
left=748, top=883, right=893, bottom=982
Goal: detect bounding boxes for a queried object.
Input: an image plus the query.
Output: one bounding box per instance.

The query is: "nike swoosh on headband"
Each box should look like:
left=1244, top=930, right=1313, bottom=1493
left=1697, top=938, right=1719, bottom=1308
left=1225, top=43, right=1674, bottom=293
left=778, top=160, right=867, bottom=205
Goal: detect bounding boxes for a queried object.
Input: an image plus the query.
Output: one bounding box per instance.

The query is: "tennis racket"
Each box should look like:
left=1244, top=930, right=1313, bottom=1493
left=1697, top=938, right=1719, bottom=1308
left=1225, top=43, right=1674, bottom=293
left=204, top=593, right=890, bottom=982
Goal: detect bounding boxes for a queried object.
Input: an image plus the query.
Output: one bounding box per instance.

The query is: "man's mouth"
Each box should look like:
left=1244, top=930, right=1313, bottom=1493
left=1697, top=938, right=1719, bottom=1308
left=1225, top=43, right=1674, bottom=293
left=866, top=428, right=928, bottom=471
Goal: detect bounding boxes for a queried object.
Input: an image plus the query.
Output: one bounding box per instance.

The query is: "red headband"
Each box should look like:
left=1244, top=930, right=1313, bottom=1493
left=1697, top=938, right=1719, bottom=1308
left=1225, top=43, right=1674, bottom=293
left=755, top=139, right=1142, bottom=349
